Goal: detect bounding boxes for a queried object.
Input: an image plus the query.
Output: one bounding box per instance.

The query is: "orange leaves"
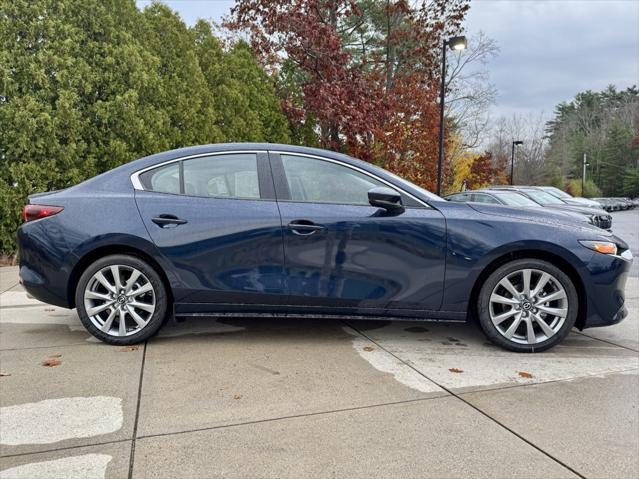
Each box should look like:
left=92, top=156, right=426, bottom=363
left=118, top=345, right=140, bottom=352
left=41, top=355, right=62, bottom=367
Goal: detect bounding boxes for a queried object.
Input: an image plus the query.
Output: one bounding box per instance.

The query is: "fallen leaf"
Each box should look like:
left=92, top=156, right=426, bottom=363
left=0, top=372, right=11, bottom=377
left=362, top=346, right=374, bottom=352
left=44, top=308, right=55, bottom=312
left=233, top=394, right=242, bottom=400
left=449, top=368, right=463, bottom=373
left=41, top=357, right=61, bottom=367
left=119, top=345, right=139, bottom=352
left=518, top=371, right=533, bottom=379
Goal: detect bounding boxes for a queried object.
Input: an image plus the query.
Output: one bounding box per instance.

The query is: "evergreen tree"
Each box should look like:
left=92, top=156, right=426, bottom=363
left=0, top=0, right=292, bottom=255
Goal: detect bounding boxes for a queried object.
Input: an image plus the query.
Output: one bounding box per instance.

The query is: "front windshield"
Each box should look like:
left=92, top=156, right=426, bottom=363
left=493, top=191, right=540, bottom=207
left=522, top=189, right=565, bottom=205
left=544, top=186, right=571, bottom=198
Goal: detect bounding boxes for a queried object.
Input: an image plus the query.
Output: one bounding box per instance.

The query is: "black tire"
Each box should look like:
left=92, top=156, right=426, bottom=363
left=477, top=258, right=578, bottom=353
left=75, top=254, right=169, bottom=345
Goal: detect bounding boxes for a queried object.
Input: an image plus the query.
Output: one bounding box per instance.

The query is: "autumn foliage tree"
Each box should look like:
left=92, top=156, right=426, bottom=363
left=228, top=0, right=470, bottom=189
left=447, top=148, right=503, bottom=193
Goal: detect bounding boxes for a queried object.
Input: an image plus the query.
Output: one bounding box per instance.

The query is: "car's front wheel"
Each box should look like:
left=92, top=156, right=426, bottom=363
left=477, top=258, right=578, bottom=352
left=75, top=254, right=168, bottom=345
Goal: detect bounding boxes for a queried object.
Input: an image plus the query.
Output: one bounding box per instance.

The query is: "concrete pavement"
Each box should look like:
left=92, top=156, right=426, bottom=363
left=1, top=210, right=638, bottom=478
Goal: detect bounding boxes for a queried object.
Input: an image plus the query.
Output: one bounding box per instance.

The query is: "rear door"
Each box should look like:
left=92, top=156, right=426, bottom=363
left=134, top=151, right=285, bottom=306
left=270, top=152, right=447, bottom=312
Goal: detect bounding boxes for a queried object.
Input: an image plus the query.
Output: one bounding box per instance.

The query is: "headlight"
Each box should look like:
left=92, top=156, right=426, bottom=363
left=579, top=240, right=617, bottom=255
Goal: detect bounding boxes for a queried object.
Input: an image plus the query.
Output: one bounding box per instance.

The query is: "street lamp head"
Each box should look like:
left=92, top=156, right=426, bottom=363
left=447, top=36, right=467, bottom=51
left=513, top=140, right=524, bottom=146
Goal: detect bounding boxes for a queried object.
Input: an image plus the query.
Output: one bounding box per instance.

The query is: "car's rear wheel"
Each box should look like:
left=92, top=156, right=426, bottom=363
left=75, top=254, right=168, bottom=345
left=477, top=258, right=578, bottom=352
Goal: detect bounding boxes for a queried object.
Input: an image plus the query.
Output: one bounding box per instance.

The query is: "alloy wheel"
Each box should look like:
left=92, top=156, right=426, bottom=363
left=489, top=268, right=568, bottom=345
left=83, top=264, right=156, bottom=337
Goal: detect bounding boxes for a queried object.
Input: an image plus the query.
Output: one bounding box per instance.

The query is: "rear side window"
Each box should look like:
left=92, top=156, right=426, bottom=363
left=447, top=193, right=470, bottom=202
left=139, top=163, right=180, bottom=194
left=137, top=154, right=260, bottom=199
left=471, top=194, right=499, bottom=204
left=183, top=154, right=259, bottom=199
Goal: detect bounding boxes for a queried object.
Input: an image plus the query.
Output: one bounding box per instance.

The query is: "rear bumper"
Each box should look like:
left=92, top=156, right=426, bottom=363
left=17, top=222, right=73, bottom=309
left=19, top=264, right=70, bottom=308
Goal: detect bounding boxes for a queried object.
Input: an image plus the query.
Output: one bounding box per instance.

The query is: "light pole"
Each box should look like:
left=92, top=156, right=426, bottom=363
left=436, top=35, right=467, bottom=196
left=581, top=153, right=589, bottom=196
left=510, top=140, right=523, bottom=185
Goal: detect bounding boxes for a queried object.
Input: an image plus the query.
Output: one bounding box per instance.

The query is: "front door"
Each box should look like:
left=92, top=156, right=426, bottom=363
left=272, top=153, right=447, bottom=311
left=134, top=152, right=285, bottom=305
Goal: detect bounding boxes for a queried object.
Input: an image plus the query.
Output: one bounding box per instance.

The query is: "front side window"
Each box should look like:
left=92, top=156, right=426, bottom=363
left=281, top=155, right=383, bottom=205
left=138, top=154, right=260, bottom=199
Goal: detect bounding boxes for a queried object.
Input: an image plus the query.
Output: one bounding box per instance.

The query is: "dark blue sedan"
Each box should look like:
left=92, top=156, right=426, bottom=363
left=17, top=144, right=633, bottom=352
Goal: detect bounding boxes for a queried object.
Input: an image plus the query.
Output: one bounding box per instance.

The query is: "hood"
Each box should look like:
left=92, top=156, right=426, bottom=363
left=562, top=197, right=602, bottom=208
left=466, top=203, right=609, bottom=235
left=545, top=204, right=609, bottom=216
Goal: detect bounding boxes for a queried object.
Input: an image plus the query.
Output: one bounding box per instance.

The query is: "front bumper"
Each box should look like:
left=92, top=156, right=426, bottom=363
left=581, top=249, right=633, bottom=329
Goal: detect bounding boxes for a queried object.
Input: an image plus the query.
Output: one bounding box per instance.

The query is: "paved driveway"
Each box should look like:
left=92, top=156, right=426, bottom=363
left=1, top=211, right=637, bottom=478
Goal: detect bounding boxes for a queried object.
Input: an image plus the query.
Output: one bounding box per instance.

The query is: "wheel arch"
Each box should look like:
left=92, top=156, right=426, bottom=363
left=67, top=244, right=174, bottom=309
left=467, top=249, right=587, bottom=330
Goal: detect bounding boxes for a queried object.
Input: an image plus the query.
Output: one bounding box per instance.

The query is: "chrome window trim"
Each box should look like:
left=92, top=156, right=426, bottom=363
left=131, top=148, right=430, bottom=208
left=271, top=151, right=430, bottom=208
left=130, top=150, right=266, bottom=190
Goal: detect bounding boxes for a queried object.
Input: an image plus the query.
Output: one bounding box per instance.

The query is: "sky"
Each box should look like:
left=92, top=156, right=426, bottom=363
left=136, top=0, right=639, bottom=121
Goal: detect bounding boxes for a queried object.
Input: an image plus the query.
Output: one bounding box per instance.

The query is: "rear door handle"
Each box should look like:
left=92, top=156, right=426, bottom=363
left=288, top=220, right=326, bottom=236
left=152, top=214, right=188, bottom=228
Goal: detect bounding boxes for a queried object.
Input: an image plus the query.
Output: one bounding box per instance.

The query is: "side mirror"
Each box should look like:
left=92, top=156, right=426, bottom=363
left=368, top=186, right=404, bottom=212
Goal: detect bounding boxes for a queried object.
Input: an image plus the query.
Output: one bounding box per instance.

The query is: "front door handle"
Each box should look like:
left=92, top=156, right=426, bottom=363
left=152, top=214, right=188, bottom=228
left=288, top=220, right=326, bottom=236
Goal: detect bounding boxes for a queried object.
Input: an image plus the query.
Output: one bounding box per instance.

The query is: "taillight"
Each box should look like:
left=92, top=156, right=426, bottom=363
left=23, top=204, right=64, bottom=223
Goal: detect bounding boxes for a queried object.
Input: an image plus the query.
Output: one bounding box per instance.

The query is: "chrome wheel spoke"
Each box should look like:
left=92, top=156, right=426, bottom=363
left=85, top=290, right=112, bottom=301
left=536, top=305, right=567, bottom=318
left=95, top=271, right=116, bottom=294
left=130, top=301, right=154, bottom=313
left=118, top=309, right=127, bottom=336
left=522, top=269, right=532, bottom=297
left=127, top=306, right=148, bottom=328
left=87, top=301, right=115, bottom=316
left=129, top=282, right=153, bottom=297
left=503, top=313, right=523, bottom=339
left=111, top=265, right=123, bottom=290
left=490, top=293, right=519, bottom=306
left=525, top=318, right=536, bottom=344
left=499, top=277, right=521, bottom=300
left=101, top=308, right=117, bottom=332
left=530, top=272, right=550, bottom=298
left=125, top=270, right=142, bottom=293
left=533, top=313, right=556, bottom=338
left=535, top=290, right=566, bottom=304
left=492, top=308, right=519, bottom=325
